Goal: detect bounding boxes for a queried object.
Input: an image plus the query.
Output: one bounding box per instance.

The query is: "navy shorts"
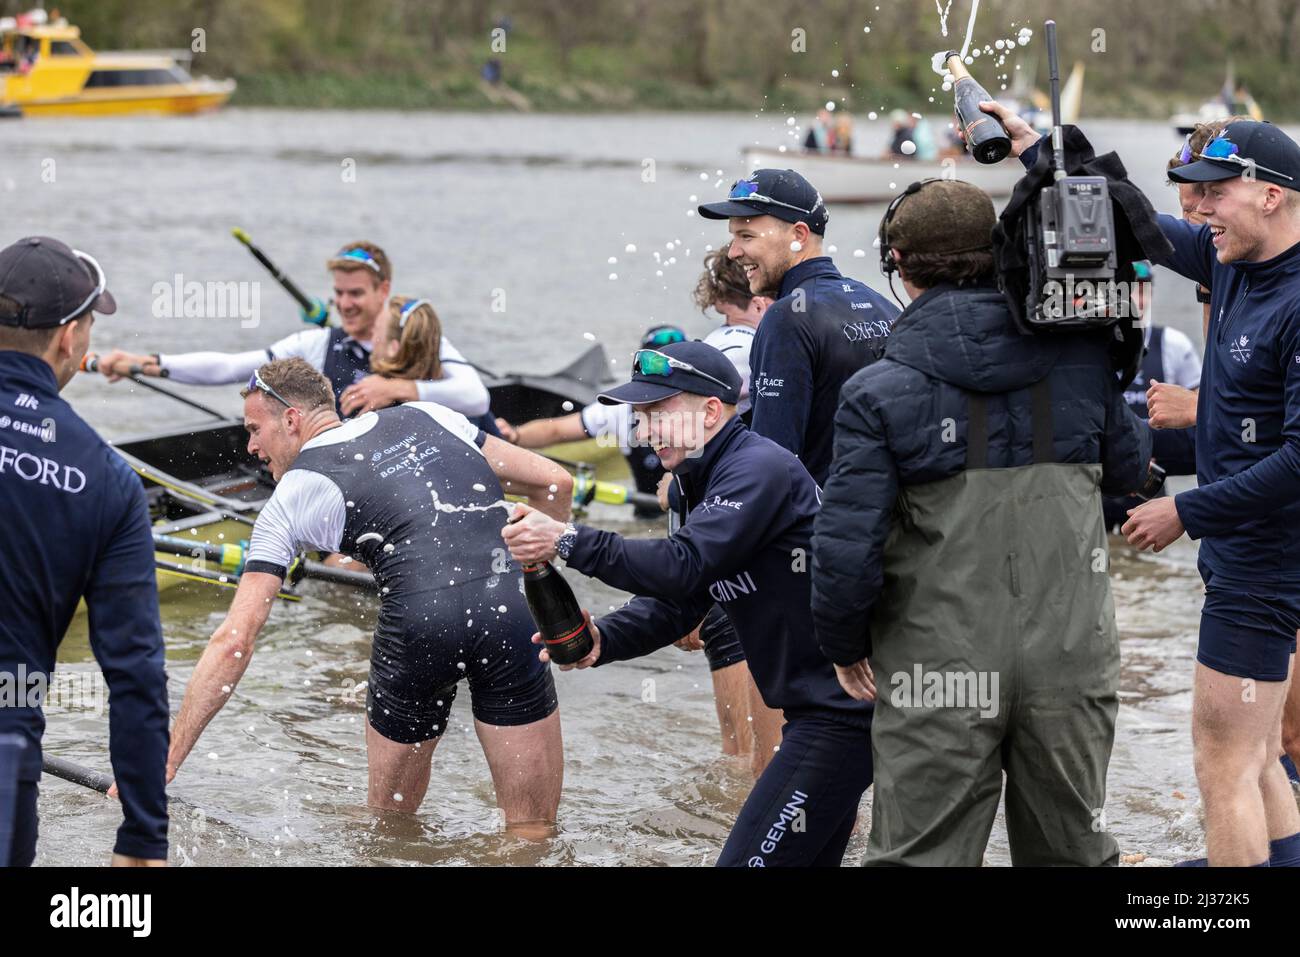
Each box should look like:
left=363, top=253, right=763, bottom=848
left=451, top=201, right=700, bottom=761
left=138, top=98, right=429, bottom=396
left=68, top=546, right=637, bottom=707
left=699, top=604, right=746, bottom=672
left=1197, top=565, right=1300, bottom=682
left=717, top=715, right=873, bottom=867
left=367, top=576, right=558, bottom=744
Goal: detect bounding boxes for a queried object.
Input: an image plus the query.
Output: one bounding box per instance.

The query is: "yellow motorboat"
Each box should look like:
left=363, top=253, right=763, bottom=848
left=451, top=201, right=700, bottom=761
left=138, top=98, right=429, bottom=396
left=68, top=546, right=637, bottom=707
left=0, top=8, right=234, bottom=118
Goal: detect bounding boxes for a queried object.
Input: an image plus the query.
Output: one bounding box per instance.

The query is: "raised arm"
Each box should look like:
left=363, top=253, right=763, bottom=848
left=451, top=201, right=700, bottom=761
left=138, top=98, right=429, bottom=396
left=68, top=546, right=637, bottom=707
left=481, top=434, right=574, bottom=521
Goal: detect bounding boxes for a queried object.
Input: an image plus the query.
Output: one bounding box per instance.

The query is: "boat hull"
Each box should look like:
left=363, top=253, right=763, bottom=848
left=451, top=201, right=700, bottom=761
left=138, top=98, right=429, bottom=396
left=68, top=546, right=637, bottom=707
left=741, top=146, right=1025, bottom=204
left=13, top=82, right=234, bottom=117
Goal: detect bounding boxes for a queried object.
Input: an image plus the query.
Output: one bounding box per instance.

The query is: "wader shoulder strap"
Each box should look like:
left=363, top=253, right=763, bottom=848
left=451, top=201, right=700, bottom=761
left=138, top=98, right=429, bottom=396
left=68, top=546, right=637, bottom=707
left=1031, top=377, right=1054, bottom=465
left=966, top=393, right=988, bottom=470
left=967, top=379, right=1054, bottom=470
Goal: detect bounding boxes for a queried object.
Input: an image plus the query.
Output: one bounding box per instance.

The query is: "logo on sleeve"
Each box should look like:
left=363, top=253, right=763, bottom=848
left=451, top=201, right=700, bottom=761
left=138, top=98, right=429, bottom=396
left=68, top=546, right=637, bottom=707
left=754, top=374, right=784, bottom=399
left=1230, top=334, right=1252, bottom=364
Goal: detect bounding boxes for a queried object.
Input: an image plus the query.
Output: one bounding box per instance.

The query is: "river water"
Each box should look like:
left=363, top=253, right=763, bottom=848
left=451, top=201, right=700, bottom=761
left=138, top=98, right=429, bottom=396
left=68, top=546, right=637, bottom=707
left=4, top=108, right=1288, bottom=866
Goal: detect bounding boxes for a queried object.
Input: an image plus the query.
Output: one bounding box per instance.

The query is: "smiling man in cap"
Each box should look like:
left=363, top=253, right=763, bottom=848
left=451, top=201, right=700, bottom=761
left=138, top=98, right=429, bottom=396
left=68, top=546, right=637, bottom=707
left=502, top=339, right=874, bottom=866
left=0, top=236, right=169, bottom=867
left=699, top=168, right=899, bottom=485
left=987, top=103, right=1300, bottom=866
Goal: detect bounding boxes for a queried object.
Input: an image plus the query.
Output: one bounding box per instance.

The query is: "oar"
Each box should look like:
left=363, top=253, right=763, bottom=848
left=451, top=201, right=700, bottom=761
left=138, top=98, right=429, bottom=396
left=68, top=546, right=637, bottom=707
left=42, top=754, right=113, bottom=793
left=82, top=354, right=234, bottom=424
left=574, top=473, right=661, bottom=512
left=155, top=557, right=302, bottom=601
left=154, top=533, right=375, bottom=591
left=232, top=227, right=330, bottom=326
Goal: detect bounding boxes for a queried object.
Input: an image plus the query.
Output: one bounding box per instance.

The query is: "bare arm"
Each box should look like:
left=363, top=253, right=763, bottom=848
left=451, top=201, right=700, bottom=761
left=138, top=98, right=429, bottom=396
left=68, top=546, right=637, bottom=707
left=481, top=434, right=574, bottom=521
left=167, top=572, right=282, bottom=778
left=512, top=413, right=588, bottom=449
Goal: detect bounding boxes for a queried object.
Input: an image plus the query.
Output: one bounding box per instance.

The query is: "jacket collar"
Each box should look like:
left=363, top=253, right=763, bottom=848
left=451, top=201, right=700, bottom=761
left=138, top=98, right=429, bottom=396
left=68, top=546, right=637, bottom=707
left=778, top=256, right=841, bottom=299
left=1231, top=238, right=1300, bottom=286
left=0, top=349, right=61, bottom=397
left=672, top=415, right=748, bottom=506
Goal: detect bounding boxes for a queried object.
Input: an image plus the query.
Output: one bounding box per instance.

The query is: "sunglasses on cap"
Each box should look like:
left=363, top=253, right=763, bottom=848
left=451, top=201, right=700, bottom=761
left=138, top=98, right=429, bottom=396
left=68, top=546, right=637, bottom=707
left=398, top=297, right=432, bottom=330
left=1197, top=135, right=1295, bottom=182
left=633, top=349, right=733, bottom=391
left=53, top=250, right=107, bottom=325
left=334, top=247, right=383, bottom=273
left=247, top=369, right=296, bottom=409
left=728, top=179, right=818, bottom=216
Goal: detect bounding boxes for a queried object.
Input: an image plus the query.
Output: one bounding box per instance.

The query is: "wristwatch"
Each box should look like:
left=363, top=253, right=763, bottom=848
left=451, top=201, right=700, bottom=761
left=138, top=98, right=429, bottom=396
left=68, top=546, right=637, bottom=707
left=555, top=522, right=579, bottom=561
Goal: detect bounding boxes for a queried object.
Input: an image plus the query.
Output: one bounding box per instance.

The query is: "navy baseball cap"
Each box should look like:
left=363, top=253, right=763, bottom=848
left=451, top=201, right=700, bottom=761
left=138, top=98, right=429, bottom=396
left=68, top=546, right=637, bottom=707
left=598, top=340, right=742, bottom=406
left=1168, top=120, right=1300, bottom=192
left=699, top=168, right=829, bottom=234
left=0, top=236, right=117, bottom=328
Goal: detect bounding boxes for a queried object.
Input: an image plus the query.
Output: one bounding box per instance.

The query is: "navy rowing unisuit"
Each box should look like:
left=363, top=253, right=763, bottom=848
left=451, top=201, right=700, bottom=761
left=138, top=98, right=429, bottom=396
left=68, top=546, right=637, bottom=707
left=245, top=402, right=556, bottom=743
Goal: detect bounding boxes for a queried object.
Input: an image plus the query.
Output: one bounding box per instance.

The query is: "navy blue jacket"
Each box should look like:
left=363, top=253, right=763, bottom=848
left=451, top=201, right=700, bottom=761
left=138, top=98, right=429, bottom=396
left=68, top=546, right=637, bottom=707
left=811, top=284, right=1152, bottom=664
left=0, top=351, right=169, bottom=859
left=567, top=416, right=872, bottom=728
left=749, top=256, right=900, bottom=484
left=1156, top=218, right=1300, bottom=584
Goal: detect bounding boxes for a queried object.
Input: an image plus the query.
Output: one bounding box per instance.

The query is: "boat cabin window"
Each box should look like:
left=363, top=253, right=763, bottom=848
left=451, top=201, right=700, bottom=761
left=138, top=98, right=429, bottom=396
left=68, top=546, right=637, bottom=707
left=49, top=40, right=81, bottom=56
left=84, top=68, right=184, bottom=88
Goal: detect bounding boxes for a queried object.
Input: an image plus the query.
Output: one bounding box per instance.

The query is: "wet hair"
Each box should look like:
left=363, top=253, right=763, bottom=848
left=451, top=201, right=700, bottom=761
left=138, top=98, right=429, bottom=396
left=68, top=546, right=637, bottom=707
left=693, top=249, right=761, bottom=312
left=371, top=296, right=443, bottom=381
left=241, top=357, right=334, bottom=411
left=327, top=240, right=392, bottom=285
left=897, top=248, right=996, bottom=289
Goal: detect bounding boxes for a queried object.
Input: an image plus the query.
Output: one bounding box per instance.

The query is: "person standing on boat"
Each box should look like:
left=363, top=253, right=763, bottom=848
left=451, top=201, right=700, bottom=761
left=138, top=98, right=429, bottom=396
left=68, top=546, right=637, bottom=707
left=986, top=99, right=1300, bottom=867
left=502, top=342, right=874, bottom=866
left=810, top=180, right=1151, bottom=865
left=94, top=241, right=493, bottom=423
left=0, top=237, right=168, bottom=867
left=698, top=169, right=899, bottom=486
left=166, top=358, right=572, bottom=832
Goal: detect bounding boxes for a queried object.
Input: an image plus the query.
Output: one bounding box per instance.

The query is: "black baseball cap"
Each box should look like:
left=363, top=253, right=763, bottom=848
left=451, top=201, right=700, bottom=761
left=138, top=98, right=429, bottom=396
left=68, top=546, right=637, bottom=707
left=598, top=340, right=742, bottom=406
left=698, top=168, right=830, bottom=235
left=1168, top=120, right=1300, bottom=192
left=0, top=236, right=117, bottom=328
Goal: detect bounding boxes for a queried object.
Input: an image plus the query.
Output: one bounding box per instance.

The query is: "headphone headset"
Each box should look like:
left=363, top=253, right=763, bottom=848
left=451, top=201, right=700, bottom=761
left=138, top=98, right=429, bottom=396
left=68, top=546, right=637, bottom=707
left=878, top=179, right=941, bottom=305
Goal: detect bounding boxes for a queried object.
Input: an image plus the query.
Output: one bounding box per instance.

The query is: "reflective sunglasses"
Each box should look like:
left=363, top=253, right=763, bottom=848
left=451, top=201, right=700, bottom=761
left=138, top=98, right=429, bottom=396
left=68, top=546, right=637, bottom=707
left=333, top=247, right=384, bottom=273
left=54, top=250, right=107, bottom=325
left=1198, top=135, right=1295, bottom=182
left=633, top=349, right=733, bottom=391
left=398, top=297, right=432, bottom=330
left=640, top=326, right=686, bottom=349
left=728, top=178, right=817, bottom=216
left=246, top=369, right=296, bottom=409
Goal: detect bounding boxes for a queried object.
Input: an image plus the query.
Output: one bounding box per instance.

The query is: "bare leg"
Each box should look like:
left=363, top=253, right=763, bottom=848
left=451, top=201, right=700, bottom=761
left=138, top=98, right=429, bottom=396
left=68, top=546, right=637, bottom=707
left=474, top=709, right=564, bottom=839
left=746, top=667, right=784, bottom=780
left=709, top=661, right=754, bottom=757
left=1193, top=662, right=1299, bottom=865
left=366, top=723, right=440, bottom=812
left=1282, top=649, right=1300, bottom=771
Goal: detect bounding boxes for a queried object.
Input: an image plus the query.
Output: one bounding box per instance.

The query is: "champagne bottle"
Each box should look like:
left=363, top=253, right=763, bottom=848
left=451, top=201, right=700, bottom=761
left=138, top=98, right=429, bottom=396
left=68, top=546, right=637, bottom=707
left=942, top=51, right=1012, bottom=165
left=521, top=561, right=594, bottom=665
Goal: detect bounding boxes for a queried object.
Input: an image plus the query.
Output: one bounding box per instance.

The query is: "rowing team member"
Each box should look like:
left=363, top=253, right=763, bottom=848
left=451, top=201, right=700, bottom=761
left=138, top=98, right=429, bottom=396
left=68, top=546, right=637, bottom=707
left=165, top=358, right=573, bottom=833
left=92, top=240, right=498, bottom=429
left=0, top=237, right=168, bottom=867
left=503, top=341, right=874, bottom=866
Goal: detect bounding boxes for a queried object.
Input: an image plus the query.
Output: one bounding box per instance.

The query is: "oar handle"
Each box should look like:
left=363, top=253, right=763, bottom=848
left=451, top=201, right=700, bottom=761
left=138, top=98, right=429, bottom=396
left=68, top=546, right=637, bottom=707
left=232, top=227, right=329, bottom=325
left=42, top=754, right=113, bottom=793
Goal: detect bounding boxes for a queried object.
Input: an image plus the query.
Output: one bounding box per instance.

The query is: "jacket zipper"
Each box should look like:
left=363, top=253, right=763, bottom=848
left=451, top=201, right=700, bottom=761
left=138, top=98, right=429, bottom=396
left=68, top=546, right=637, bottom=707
left=1218, top=280, right=1251, bottom=345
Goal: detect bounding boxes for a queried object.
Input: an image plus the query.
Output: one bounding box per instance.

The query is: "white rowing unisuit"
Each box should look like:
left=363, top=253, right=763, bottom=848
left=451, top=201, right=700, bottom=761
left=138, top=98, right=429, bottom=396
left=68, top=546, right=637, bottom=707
left=158, top=328, right=490, bottom=416
left=246, top=401, right=486, bottom=573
